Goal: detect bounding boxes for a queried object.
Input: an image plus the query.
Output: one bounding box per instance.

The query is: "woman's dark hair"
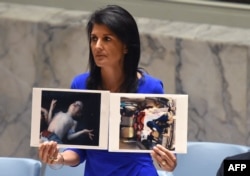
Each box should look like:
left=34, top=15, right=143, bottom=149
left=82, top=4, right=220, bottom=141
left=86, top=5, right=141, bottom=93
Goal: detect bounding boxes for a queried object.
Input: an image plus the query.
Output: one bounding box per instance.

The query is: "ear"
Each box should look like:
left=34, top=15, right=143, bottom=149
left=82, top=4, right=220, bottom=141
left=123, top=45, right=128, bottom=54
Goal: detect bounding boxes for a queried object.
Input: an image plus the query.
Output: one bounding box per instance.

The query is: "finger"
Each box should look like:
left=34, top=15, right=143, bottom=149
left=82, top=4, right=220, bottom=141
left=151, top=151, right=173, bottom=171
left=89, top=134, right=94, bottom=140
left=154, top=144, right=175, bottom=159
left=39, top=141, right=57, bottom=164
left=50, top=142, right=59, bottom=158
left=39, top=141, right=52, bottom=163
left=151, top=145, right=176, bottom=171
left=38, top=142, right=47, bottom=162
left=47, top=141, right=58, bottom=164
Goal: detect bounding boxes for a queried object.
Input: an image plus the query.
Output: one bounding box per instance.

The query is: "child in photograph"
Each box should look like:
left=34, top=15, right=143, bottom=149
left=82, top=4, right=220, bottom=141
left=40, top=99, right=94, bottom=144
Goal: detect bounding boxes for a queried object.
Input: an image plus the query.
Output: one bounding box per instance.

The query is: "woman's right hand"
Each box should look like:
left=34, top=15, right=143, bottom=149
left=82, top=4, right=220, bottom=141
left=39, top=141, right=59, bottom=165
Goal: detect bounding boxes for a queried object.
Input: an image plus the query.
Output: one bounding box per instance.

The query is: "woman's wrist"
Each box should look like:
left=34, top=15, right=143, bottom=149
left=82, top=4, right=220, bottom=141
left=56, top=153, right=64, bottom=165
left=49, top=153, right=64, bottom=170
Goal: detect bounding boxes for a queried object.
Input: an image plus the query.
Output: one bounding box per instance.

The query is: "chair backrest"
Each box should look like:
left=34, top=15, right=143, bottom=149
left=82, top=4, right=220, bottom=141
left=157, top=170, right=174, bottom=176
left=0, top=157, right=42, bottom=176
left=44, top=161, right=85, bottom=176
left=173, top=141, right=250, bottom=176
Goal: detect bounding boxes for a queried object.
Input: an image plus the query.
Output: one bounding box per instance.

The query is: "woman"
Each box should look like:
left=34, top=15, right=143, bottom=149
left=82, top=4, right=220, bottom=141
left=39, top=5, right=176, bottom=176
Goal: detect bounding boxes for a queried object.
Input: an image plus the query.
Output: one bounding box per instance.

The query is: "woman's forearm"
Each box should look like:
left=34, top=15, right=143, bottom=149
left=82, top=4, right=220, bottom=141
left=57, top=150, right=81, bottom=166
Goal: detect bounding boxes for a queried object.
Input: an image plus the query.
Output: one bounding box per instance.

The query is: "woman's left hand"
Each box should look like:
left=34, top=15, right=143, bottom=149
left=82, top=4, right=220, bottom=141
left=151, top=144, right=177, bottom=171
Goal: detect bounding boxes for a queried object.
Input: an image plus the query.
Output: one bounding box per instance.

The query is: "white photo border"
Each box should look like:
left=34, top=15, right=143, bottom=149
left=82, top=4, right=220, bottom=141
left=30, top=87, right=110, bottom=150
left=108, top=93, right=188, bottom=153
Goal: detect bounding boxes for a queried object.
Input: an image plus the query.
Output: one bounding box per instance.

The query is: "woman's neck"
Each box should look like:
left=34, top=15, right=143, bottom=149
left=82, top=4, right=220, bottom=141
left=100, top=69, right=125, bottom=92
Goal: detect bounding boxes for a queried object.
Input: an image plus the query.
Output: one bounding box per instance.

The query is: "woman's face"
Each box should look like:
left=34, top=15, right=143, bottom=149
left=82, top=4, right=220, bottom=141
left=68, top=101, right=83, bottom=117
left=90, top=24, right=127, bottom=69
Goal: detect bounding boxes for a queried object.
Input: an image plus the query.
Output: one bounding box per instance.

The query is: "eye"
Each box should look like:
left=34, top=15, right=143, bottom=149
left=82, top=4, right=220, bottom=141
left=90, top=36, right=98, bottom=42
left=104, top=36, right=111, bottom=41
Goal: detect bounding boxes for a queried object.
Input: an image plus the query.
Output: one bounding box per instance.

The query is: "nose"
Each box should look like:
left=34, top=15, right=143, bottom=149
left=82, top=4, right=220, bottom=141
left=95, top=39, right=103, bottom=50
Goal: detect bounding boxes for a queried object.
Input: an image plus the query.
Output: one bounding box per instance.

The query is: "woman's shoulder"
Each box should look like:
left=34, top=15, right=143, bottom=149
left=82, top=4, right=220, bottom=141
left=138, top=72, right=164, bottom=93
left=143, top=73, right=162, bottom=82
left=70, top=72, right=89, bottom=89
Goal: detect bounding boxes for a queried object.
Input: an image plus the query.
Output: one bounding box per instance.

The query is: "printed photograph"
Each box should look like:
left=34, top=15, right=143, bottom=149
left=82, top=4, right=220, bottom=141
left=109, top=93, right=188, bottom=153
left=30, top=88, right=110, bottom=150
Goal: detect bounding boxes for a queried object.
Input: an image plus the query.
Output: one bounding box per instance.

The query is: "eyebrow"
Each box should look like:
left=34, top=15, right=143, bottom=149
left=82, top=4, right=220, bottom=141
left=91, top=33, right=114, bottom=36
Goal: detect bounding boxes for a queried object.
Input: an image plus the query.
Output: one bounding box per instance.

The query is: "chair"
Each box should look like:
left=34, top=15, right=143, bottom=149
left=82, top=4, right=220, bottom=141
left=157, top=170, right=174, bottom=176
left=0, top=157, right=42, bottom=176
left=173, top=141, right=250, bottom=176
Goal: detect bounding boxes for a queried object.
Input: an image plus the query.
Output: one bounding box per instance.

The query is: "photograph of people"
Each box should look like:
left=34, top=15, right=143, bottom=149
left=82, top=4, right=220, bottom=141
left=120, top=97, right=176, bottom=151
left=39, top=90, right=101, bottom=146
left=40, top=99, right=94, bottom=144
left=38, top=5, right=177, bottom=175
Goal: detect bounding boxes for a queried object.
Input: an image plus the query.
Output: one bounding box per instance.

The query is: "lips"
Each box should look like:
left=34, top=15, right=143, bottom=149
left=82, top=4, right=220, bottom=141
left=95, top=54, right=106, bottom=59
